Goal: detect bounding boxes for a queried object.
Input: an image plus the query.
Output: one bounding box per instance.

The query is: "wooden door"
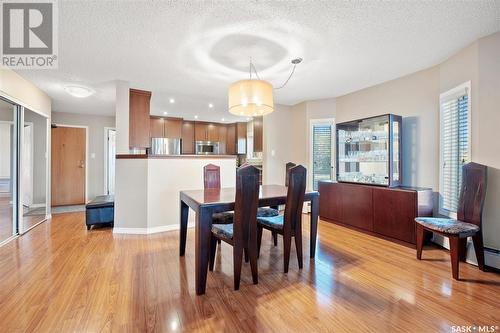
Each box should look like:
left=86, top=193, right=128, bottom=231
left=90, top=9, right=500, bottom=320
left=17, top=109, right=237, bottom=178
left=51, top=127, right=86, bottom=206
left=150, top=117, right=164, bottom=138
left=226, top=124, right=236, bottom=154
left=182, top=121, right=195, bottom=154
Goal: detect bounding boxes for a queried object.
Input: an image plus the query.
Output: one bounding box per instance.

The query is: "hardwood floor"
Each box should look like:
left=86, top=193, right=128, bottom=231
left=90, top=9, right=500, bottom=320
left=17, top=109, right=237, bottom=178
left=0, top=212, right=499, bottom=332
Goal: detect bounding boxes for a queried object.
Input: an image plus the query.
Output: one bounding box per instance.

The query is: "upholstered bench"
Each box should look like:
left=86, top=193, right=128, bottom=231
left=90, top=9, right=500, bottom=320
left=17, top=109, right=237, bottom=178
left=85, top=195, right=114, bottom=230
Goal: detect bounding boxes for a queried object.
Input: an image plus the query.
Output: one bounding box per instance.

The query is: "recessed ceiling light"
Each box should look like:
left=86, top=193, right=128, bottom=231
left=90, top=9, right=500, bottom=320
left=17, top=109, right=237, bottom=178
left=221, top=118, right=225, bottom=122
left=208, top=103, right=214, bottom=108
left=246, top=117, right=251, bottom=121
left=163, top=111, right=168, bottom=115
left=64, top=85, right=95, bottom=98
left=194, top=115, right=198, bottom=119
left=169, top=98, right=175, bottom=104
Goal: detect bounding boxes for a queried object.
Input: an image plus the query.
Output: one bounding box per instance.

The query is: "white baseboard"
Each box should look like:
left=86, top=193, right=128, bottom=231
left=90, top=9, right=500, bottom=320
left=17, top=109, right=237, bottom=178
left=113, top=222, right=195, bottom=235
left=432, top=234, right=500, bottom=270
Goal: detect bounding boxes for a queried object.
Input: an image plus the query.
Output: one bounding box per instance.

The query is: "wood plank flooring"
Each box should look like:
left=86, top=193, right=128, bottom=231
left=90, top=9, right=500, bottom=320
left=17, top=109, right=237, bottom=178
left=0, top=212, right=499, bottom=332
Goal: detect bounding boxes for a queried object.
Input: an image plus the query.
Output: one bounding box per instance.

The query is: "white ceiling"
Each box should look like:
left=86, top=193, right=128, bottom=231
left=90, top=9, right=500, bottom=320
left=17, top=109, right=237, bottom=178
left=17, top=0, right=500, bottom=122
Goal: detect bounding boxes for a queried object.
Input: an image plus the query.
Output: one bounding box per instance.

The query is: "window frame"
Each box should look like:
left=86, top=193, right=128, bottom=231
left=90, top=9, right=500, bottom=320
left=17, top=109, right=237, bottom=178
left=439, top=81, right=472, bottom=218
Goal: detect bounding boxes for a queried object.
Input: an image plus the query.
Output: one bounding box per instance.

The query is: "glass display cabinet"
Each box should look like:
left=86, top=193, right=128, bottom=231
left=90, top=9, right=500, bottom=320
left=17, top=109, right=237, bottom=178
left=336, top=114, right=402, bottom=187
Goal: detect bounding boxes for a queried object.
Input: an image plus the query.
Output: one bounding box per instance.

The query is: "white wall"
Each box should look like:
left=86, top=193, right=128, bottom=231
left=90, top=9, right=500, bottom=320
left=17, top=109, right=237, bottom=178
left=115, top=80, right=130, bottom=154
left=0, top=66, right=51, bottom=117
left=51, top=111, right=115, bottom=200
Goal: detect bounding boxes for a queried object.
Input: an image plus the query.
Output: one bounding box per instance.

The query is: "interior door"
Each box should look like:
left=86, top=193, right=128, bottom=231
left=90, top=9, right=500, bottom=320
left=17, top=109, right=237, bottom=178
left=51, top=127, right=85, bottom=206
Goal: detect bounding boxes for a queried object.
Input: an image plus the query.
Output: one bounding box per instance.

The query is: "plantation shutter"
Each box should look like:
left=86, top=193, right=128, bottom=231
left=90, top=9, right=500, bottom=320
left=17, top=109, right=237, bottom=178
left=312, top=124, right=332, bottom=190
left=440, top=89, right=469, bottom=214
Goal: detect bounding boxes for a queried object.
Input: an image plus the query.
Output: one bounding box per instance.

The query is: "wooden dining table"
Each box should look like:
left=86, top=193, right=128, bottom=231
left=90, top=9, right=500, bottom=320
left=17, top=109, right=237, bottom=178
left=179, top=184, right=320, bottom=295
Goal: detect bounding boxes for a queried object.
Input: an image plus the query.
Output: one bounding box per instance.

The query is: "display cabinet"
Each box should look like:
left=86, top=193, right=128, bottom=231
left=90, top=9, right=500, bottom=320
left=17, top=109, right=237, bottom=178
left=336, top=114, right=402, bottom=187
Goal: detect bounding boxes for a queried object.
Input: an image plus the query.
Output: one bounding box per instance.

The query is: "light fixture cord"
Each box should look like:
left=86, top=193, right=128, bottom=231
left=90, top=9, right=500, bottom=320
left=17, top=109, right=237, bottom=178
left=274, top=63, right=297, bottom=90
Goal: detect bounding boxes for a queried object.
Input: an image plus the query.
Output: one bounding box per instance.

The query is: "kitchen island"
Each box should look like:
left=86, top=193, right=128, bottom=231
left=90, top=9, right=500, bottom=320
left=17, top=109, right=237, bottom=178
left=113, top=154, right=237, bottom=234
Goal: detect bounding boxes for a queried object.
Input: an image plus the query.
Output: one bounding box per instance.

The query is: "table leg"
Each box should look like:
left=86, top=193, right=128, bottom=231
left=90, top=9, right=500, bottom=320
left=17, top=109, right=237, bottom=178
left=309, top=196, right=319, bottom=258
left=179, top=200, right=189, bottom=256
left=195, top=207, right=212, bottom=295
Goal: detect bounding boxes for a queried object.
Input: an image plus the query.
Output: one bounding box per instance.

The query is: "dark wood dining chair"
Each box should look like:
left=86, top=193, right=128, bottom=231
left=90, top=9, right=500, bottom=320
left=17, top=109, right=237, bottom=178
left=209, top=165, right=260, bottom=290
left=204, top=164, right=279, bottom=225
left=415, top=162, right=487, bottom=280
left=257, top=165, right=307, bottom=273
left=285, top=162, right=296, bottom=187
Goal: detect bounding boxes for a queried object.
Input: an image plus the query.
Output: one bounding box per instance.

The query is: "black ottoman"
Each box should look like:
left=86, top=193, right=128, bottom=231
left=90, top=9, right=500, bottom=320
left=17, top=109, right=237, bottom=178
left=86, top=195, right=114, bottom=230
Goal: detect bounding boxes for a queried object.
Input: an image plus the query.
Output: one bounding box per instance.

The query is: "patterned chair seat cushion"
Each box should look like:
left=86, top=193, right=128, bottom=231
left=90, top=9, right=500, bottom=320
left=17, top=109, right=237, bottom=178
left=211, top=223, right=233, bottom=239
left=257, top=215, right=284, bottom=230
left=415, top=217, right=479, bottom=237
left=212, top=211, right=234, bottom=224
left=212, top=207, right=279, bottom=224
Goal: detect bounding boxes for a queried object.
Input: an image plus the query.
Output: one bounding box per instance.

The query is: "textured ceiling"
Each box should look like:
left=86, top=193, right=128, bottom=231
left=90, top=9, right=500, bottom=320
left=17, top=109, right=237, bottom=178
left=17, top=0, right=500, bottom=121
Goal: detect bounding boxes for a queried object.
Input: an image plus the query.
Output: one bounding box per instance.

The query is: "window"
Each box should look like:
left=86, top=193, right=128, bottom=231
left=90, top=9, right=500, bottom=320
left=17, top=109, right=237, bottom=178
left=439, top=82, right=471, bottom=217
left=310, top=120, right=334, bottom=191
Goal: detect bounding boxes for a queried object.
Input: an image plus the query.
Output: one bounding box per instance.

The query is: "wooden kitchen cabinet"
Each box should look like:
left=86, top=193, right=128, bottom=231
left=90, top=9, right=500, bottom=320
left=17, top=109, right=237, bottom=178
left=218, top=125, right=227, bottom=154
left=253, top=116, right=263, bottom=152
left=207, top=123, right=219, bottom=142
left=150, top=117, right=164, bottom=138
left=236, top=122, right=247, bottom=154
left=195, top=122, right=219, bottom=142
left=165, top=118, right=182, bottom=139
left=226, top=124, right=236, bottom=155
left=129, top=88, right=152, bottom=148
left=182, top=121, right=195, bottom=154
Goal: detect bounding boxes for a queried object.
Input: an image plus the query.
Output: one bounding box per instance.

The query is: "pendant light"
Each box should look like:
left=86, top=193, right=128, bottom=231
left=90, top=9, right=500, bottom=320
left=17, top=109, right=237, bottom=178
left=228, top=58, right=302, bottom=117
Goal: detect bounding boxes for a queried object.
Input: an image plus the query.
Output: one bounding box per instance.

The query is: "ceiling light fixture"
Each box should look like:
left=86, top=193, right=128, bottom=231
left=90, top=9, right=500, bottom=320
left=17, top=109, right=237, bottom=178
left=208, top=103, right=214, bottom=108
left=228, top=58, right=302, bottom=117
left=221, top=118, right=225, bottom=121
left=64, top=84, right=95, bottom=98
left=194, top=115, right=198, bottom=119
left=163, top=111, right=168, bottom=115
left=169, top=98, right=175, bottom=104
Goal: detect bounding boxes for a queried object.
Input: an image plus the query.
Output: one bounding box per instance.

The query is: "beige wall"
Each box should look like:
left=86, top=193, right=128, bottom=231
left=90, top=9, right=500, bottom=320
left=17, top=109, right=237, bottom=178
left=0, top=66, right=51, bottom=117
left=51, top=112, right=115, bottom=201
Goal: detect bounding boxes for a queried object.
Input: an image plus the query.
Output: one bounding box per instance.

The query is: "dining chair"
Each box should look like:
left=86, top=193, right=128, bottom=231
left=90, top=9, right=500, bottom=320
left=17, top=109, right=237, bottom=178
left=209, top=165, right=260, bottom=290
left=257, top=165, right=307, bottom=273
left=415, top=162, right=487, bottom=280
left=204, top=164, right=279, bottom=225
left=285, top=162, right=297, bottom=186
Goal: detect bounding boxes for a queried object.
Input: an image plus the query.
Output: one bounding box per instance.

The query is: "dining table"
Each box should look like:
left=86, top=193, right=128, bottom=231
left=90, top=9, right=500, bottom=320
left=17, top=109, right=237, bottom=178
left=179, top=184, right=319, bottom=295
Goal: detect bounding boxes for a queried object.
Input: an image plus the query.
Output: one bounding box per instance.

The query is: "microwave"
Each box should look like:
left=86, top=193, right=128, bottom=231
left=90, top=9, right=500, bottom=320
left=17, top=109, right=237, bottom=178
left=195, top=141, right=220, bottom=155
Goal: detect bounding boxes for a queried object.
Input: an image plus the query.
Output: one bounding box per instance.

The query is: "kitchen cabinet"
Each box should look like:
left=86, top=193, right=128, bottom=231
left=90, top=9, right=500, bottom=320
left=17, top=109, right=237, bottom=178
left=149, top=117, right=182, bottom=139
left=318, top=181, right=433, bottom=245
left=236, top=122, right=247, bottom=154
left=150, top=117, right=164, bottom=138
left=195, top=122, right=219, bottom=142
left=226, top=124, right=236, bottom=155
left=253, top=116, right=263, bottom=152
left=218, top=125, right=227, bottom=154
left=129, top=88, right=151, bottom=148
left=165, top=118, right=182, bottom=138
left=182, top=121, right=195, bottom=154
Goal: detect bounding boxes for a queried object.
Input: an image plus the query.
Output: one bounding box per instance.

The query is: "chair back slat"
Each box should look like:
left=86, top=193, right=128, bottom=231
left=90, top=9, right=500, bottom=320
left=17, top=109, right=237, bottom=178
left=285, top=162, right=297, bottom=186
left=233, top=165, right=260, bottom=248
left=457, top=162, right=487, bottom=226
left=284, top=165, right=307, bottom=232
left=203, top=164, right=220, bottom=189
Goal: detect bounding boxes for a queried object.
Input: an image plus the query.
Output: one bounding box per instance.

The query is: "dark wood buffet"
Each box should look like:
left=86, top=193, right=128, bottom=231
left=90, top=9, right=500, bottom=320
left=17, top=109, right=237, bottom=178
left=318, top=181, right=433, bottom=246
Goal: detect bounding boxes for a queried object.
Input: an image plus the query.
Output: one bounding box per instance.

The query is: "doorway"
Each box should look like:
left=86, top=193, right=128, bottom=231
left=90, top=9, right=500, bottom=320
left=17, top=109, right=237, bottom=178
left=104, top=127, right=116, bottom=195
left=310, top=119, right=335, bottom=191
left=51, top=125, right=87, bottom=206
